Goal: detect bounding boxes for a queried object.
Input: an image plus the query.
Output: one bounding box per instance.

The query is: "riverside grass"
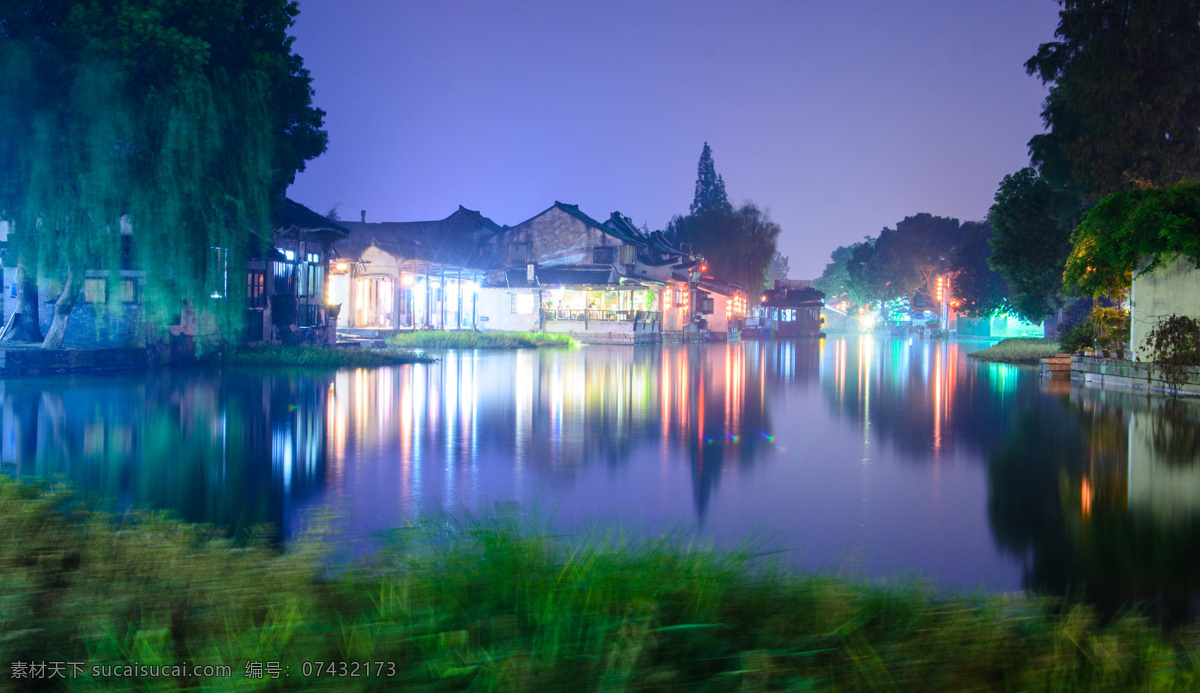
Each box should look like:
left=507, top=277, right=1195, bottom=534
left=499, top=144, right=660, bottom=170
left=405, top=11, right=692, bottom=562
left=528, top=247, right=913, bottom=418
left=969, top=337, right=1063, bottom=365
left=213, top=344, right=434, bottom=368
left=387, top=330, right=577, bottom=349
left=3, top=482, right=1200, bottom=692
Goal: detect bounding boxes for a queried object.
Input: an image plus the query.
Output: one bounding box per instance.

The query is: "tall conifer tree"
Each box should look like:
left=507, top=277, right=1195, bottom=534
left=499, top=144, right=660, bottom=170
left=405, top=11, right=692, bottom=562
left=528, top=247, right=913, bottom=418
left=690, top=142, right=733, bottom=217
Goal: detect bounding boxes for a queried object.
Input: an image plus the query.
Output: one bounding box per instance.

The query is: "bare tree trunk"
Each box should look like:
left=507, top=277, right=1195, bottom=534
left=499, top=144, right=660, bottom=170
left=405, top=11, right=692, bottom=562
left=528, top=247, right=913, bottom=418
left=2, top=259, right=44, bottom=343
left=41, top=265, right=84, bottom=350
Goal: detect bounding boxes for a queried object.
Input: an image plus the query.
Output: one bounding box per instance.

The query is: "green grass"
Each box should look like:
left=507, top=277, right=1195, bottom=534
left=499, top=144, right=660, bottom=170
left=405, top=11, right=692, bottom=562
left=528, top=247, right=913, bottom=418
left=969, top=337, right=1063, bottom=365
left=3, top=477, right=1200, bottom=691
left=386, top=330, right=578, bottom=349
left=210, top=344, right=435, bottom=368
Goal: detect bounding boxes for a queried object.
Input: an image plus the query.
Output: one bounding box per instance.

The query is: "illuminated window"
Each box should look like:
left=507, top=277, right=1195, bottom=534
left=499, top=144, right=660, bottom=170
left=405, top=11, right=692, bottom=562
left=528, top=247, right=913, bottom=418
left=513, top=293, right=535, bottom=315
left=120, top=279, right=137, bottom=303
left=619, top=244, right=636, bottom=265
left=247, top=271, right=266, bottom=307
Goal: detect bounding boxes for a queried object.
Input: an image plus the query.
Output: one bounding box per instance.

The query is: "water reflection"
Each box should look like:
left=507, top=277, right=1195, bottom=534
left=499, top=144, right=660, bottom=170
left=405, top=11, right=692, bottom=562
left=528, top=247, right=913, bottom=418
left=323, top=345, right=784, bottom=521
left=0, top=372, right=332, bottom=538
left=986, top=386, right=1200, bottom=622
left=820, top=337, right=1010, bottom=459
left=2, top=338, right=1200, bottom=614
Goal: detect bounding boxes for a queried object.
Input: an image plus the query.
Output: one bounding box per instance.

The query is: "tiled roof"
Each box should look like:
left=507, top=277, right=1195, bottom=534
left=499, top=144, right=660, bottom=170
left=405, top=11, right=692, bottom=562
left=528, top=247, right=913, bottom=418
left=762, top=286, right=825, bottom=307
left=272, top=198, right=349, bottom=236
left=552, top=202, right=610, bottom=232
left=334, top=206, right=503, bottom=269
left=697, top=277, right=745, bottom=297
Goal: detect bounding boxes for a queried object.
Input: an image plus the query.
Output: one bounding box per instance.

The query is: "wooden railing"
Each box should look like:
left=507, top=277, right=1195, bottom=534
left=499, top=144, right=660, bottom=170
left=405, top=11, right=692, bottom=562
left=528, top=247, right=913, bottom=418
left=542, top=309, right=661, bottom=323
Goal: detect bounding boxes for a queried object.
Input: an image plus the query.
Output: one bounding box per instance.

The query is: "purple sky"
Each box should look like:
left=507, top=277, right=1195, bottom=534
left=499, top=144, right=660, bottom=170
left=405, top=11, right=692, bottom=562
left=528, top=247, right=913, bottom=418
left=288, top=0, right=1060, bottom=279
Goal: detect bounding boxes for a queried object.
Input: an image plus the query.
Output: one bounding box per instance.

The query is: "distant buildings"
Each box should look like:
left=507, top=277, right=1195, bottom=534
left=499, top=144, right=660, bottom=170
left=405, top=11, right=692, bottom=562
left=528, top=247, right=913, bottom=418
left=329, top=201, right=752, bottom=344
left=2, top=197, right=809, bottom=350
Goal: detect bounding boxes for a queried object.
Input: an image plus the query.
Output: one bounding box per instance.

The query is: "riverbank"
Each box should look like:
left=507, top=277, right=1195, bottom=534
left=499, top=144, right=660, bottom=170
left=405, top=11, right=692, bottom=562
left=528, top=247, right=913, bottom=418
left=968, top=337, right=1061, bottom=364
left=211, top=344, right=435, bottom=368
left=386, top=330, right=577, bottom=349
left=0, top=343, right=147, bottom=376
left=2, top=478, right=1196, bottom=691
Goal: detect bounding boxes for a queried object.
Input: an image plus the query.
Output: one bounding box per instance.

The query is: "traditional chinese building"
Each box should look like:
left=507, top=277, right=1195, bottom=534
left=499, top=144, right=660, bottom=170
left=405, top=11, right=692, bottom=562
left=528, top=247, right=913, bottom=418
left=760, top=280, right=825, bottom=338
left=475, top=202, right=689, bottom=343
left=329, top=206, right=504, bottom=330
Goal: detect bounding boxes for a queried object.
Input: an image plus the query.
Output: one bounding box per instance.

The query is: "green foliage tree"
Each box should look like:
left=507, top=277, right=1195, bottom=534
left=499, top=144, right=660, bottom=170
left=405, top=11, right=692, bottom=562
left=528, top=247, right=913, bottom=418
left=0, top=0, right=326, bottom=349
left=767, top=251, right=789, bottom=281
left=859, top=213, right=961, bottom=303
left=951, top=221, right=1011, bottom=317
left=1027, top=0, right=1200, bottom=199
left=668, top=144, right=778, bottom=295
left=987, top=168, right=1078, bottom=321
left=667, top=204, right=780, bottom=293
left=814, top=242, right=875, bottom=308
left=818, top=216, right=1011, bottom=315
left=1064, top=180, right=1200, bottom=299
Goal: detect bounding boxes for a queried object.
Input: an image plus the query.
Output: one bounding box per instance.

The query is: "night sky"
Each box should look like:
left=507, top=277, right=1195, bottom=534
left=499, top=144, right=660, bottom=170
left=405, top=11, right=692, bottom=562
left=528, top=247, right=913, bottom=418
left=288, top=0, right=1061, bottom=279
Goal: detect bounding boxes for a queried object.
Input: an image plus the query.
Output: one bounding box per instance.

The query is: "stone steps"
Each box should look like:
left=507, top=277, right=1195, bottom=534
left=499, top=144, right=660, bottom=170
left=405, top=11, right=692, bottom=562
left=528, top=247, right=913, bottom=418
left=1039, top=354, right=1073, bottom=380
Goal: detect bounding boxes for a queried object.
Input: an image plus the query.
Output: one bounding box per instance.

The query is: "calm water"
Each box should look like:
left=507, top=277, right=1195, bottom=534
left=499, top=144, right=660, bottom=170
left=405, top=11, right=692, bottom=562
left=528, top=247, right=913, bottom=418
left=4, top=336, right=1200, bottom=616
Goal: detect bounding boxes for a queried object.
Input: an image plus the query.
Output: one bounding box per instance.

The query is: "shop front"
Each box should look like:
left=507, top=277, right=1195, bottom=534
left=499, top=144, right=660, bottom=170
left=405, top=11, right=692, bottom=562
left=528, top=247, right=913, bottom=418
left=540, top=286, right=661, bottom=323
left=538, top=284, right=663, bottom=344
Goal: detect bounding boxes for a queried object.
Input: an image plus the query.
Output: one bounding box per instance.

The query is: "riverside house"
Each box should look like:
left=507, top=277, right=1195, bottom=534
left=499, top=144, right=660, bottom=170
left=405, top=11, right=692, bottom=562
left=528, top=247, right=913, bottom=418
left=474, top=202, right=691, bottom=344
left=328, top=206, right=504, bottom=330
left=760, top=280, right=826, bottom=338
left=255, top=198, right=349, bottom=346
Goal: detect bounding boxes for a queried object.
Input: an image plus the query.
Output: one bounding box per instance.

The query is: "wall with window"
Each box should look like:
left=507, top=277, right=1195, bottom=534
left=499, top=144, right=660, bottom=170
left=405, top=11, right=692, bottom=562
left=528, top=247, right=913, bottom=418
left=3, top=269, right=147, bottom=347
left=493, top=206, right=617, bottom=272
left=475, top=287, right=540, bottom=332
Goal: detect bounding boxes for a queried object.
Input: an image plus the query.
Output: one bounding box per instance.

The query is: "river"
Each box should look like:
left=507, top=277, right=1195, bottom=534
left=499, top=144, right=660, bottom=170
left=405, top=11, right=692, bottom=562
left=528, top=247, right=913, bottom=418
left=4, top=336, right=1199, bottom=618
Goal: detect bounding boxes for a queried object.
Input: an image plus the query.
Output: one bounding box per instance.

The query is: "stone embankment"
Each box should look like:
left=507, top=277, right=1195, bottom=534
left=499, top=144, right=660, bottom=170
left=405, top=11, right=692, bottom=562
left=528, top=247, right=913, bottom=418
left=1048, top=354, right=1200, bottom=396
left=0, top=344, right=147, bottom=376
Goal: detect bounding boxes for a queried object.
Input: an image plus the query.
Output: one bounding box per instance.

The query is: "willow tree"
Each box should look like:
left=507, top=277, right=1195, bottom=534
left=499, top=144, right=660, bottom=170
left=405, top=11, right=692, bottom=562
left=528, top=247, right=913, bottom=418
left=0, top=0, right=325, bottom=349
left=22, top=64, right=135, bottom=348
left=128, top=72, right=274, bottom=349
left=0, top=40, right=45, bottom=342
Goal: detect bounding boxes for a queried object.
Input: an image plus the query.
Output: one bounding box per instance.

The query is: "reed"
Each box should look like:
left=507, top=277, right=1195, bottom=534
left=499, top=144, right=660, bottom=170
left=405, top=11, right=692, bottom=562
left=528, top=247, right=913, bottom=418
left=969, top=337, right=1063, bottom=365
left=2, top=477, right=1197, bottom=691
left=386, top=330, right=578, bottom=349
left=213, top=344, right=434, bottom=368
